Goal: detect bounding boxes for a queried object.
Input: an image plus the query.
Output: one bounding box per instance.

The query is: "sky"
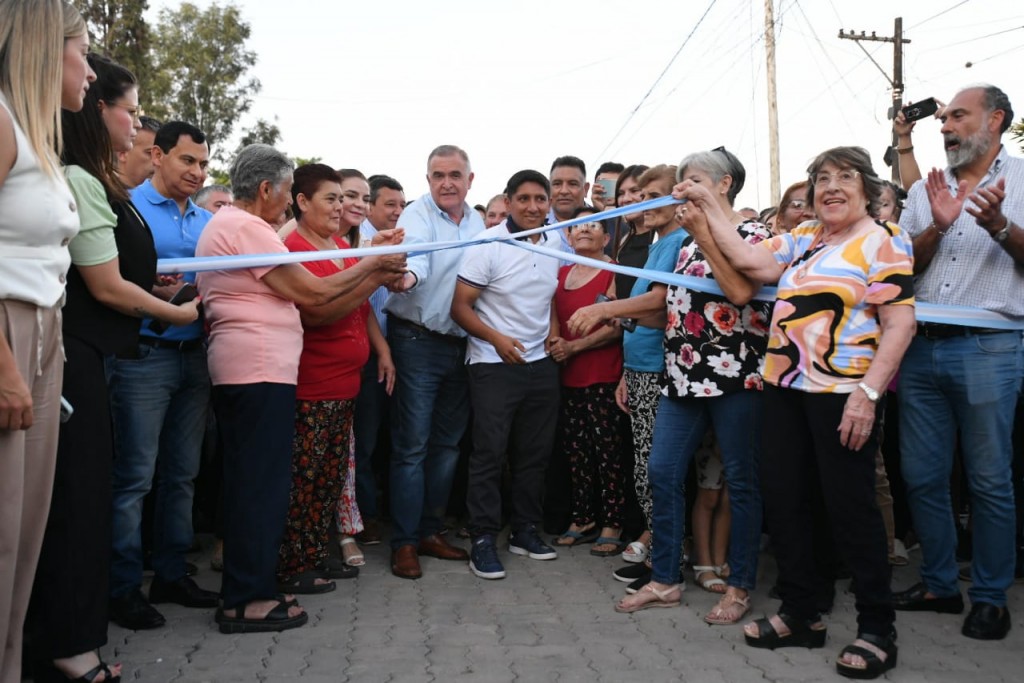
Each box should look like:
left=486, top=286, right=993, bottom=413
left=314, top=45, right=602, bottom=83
left=149, top=0, right=1023, bottom=211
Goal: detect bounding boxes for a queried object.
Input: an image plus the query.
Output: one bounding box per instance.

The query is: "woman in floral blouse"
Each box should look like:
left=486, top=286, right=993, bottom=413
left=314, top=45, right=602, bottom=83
left=612, top=149, right=771, bottom=626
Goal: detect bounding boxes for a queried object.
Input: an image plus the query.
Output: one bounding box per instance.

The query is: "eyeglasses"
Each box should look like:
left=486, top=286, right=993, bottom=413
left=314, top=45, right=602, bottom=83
left=105, top=101, right=141, bottom=122
left=785, top=200, right=808, bottom=210
left=812, top=170, right=861, bottom=187
left=572, top=221, right=603, bottom=232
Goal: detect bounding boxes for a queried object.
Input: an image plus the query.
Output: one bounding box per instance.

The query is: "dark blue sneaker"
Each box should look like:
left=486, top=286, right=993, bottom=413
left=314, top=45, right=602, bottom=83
left=470, top=535, right=506, bottom=580
left=509, top=525, right=558, bottom=560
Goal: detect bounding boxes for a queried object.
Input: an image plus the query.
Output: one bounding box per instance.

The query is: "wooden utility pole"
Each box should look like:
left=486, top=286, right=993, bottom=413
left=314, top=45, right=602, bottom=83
left=838, top=19, right=911, bottom=182
left=764, top=0, right=780, bottom=205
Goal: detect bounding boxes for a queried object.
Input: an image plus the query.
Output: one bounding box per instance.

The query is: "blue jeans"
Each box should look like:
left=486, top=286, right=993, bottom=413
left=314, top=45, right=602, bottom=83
left=899, top=331, right=1024, bottom=605
left=108, top=343, right=210, bottom=596
left=388, top=320, right=470, bottom=548
left=648, top=391, right=763, bottom=589
left=354, top=355, right=389, bottom=520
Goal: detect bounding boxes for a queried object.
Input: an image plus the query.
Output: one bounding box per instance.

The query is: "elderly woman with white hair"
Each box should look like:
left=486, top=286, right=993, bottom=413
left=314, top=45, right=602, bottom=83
left=196, top=144, right=406, bottom=634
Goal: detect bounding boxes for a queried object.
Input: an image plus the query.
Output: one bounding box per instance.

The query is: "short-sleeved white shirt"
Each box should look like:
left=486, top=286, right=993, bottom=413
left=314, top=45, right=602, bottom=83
left=456, top=222, right=561, bottom=365
left=902, top=146, right=1024, bottom=320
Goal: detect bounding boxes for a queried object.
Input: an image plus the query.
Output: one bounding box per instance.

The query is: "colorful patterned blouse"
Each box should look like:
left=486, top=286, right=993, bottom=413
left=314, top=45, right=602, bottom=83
left=761, top=220, right=915, bottom=393
left=663, top=220, right=773, bottom=399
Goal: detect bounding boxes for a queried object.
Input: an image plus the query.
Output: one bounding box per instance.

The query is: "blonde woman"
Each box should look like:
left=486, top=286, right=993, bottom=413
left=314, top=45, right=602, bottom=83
left=0, top=2, right=96, bottom=682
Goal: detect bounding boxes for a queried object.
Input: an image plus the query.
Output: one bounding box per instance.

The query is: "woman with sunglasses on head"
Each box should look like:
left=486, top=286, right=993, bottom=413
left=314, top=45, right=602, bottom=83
left=676, top=146, right=916, bottom=679
left=0, top=2, right=94, bottom=680
left=30, top=53, right=200, bottom=683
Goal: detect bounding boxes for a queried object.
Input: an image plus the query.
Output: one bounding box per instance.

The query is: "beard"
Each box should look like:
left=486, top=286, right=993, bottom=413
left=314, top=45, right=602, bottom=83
left=945, top=126, right=994, bottom=169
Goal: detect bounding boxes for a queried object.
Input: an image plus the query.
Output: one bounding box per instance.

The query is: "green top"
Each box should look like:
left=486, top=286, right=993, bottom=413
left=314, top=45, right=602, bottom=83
left=65, top=165, right=118, bottom=267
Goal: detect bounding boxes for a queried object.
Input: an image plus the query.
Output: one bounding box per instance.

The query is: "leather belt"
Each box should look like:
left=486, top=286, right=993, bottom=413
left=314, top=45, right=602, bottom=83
left=137, top=336, right=206, bottom=351
left=916, top=323, right=1005, bottom=339
left=388, top=315, right=464, bottom=342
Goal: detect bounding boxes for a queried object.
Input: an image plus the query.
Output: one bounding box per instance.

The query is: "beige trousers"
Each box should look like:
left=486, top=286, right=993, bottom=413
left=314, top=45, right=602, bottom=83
left=0, top=300, right=62, bottom=683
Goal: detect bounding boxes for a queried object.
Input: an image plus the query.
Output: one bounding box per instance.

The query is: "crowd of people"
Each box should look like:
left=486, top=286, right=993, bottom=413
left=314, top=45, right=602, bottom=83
left=2, top=1, right=1023, bottom=681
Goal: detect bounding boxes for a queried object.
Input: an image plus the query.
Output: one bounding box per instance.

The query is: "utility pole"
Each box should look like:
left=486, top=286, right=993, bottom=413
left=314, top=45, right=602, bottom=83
left=838, top=18, right=911, bottom=182
left=764, top=0, right=780, bottom=205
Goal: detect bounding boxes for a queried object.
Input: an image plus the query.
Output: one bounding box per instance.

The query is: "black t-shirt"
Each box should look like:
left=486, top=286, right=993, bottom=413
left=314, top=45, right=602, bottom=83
left=614, top=228, right=656, bottom=300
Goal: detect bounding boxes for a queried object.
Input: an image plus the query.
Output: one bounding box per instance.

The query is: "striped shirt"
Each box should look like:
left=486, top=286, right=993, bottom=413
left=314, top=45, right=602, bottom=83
left=901, top=145, right=1024, bottom=320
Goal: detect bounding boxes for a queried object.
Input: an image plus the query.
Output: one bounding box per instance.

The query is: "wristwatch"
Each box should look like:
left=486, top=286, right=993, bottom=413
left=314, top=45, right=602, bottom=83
left=857, top=381, right=880, bottom=402
left=994, top=219, right=1014, bottom=243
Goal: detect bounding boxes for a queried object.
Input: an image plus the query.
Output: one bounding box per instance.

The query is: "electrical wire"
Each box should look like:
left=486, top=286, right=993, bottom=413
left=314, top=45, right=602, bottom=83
left=906, top=0, right=971, bottom=31
left=594, top=0, right=718, bottom=161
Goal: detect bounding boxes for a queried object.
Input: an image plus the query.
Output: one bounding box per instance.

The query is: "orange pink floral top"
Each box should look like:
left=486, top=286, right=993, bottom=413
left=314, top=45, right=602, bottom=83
left=663, top=220, right=773, bottom=399
left=760, top=220, right=915, bottom=393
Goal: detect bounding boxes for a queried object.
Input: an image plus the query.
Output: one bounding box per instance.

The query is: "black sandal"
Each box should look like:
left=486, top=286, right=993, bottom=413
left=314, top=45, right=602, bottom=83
left=325, top=557, right=360, bottom=579
left=744, top=613, right=827, bottom=650
left=836, top=631, right=898, bottom=679
left=33, top=660, right=120, bottom=683
left=216, top=599, right=309, bottom=634
left=277, top=569, right=336, bottom=594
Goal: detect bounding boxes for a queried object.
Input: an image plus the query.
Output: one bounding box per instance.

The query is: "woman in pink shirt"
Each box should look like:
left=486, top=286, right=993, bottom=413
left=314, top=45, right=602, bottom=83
left=196, top=145, right=405, bottom=634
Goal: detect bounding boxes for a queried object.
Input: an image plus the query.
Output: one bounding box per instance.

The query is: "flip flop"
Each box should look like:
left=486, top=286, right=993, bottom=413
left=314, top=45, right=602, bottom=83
left=590, top=536, right=627, bottom=557
left=217, top=599, right=309, bottom=634
left=553, top=527, right=599, bottom=547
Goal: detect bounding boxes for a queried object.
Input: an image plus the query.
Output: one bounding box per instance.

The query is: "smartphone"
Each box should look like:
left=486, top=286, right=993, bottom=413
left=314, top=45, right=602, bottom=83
left=595, top=293, right=637, bottom=333
left=596, top=178, right=616, bottom=200
left=902, top=97, right=939, bottom=122
left=59, top=396, right=73, bottom=423
left=147, top=283, right=199, bottom=335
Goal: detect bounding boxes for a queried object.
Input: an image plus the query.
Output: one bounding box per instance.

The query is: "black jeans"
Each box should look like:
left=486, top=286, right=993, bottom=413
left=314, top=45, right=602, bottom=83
left=213, top=382, right=295, bottom=610
left=761, top=385, right=894, bottom=637
left=466, top=358, right=560, bottom=537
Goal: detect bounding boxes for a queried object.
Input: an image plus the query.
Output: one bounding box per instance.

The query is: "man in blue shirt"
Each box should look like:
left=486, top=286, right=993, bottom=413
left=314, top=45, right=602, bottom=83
left=108, top=122, right=218, bottom=629
left=383, top=145, right=485, bottom=579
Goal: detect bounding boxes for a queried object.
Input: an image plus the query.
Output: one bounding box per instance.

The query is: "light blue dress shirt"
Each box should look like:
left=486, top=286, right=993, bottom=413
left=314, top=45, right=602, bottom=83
left=383, top=193, right=485, bottom=336
left=359, top=218, right=390, bottom=336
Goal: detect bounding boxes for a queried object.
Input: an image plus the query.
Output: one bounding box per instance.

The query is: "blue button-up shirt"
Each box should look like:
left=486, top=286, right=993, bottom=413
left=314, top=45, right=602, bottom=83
left=383, top=193, right=485, bottom=336
left=131, top=179, right=213, bottom=340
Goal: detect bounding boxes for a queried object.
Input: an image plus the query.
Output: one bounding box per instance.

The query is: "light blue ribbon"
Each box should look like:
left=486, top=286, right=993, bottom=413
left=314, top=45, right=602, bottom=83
left=157, top=197, right=1024, bottom=331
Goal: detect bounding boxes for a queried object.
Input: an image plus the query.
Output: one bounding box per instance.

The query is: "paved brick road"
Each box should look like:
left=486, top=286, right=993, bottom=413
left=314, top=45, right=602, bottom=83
left=105, top=532, right=1021, bottom=682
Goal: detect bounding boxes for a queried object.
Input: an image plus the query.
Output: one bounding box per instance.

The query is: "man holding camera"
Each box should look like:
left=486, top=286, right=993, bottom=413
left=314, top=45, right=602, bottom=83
left=892, top=84, right=1024, bottom=641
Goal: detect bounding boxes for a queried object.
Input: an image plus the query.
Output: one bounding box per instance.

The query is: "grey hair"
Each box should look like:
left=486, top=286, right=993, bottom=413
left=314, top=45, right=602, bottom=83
left=427, top=144, right=471, bottom=173
left=194, top=183, right=231, bottom=206
left=229, top=144, right=293, bottom=201
left=965, top=83, right=1015, bottom=134
left=676, top=148, right=746, bottom=205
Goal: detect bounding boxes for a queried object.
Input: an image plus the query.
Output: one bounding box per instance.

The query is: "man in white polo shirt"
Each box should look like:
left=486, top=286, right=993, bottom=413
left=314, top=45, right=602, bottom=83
left=451, top=169, right=563, bottom=580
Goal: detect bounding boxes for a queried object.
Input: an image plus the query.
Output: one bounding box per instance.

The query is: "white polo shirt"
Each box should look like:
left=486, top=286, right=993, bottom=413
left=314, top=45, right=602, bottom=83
left=456, top=221, right=561, bottom=364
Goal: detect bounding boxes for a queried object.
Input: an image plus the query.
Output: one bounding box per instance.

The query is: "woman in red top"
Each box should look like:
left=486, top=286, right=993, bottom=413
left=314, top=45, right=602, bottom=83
left=277, top=164, right=395, bottom=592
left=549, top=208, right=627, bottom=556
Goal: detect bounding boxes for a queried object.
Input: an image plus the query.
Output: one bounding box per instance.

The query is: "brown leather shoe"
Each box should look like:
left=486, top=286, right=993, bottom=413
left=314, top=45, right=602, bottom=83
left=417, top=533, right=470, bottom=561
left=391, top=545, right=422, bottom=580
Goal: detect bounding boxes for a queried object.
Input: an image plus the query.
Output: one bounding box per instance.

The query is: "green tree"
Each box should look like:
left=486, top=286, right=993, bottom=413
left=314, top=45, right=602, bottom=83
left=79, top=0, right=153, bottom=91
left=238, top=117, right=282, bottom=149
left=148, top=2, right=260, bottom=161
left=1012, top=117, right=1024, bottom=153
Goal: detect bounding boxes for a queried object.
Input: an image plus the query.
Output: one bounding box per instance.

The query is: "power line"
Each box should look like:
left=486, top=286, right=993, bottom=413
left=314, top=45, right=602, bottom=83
left=594, top=0, right=718, bottom=161
left=906, top=0, right=971, bottom=30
